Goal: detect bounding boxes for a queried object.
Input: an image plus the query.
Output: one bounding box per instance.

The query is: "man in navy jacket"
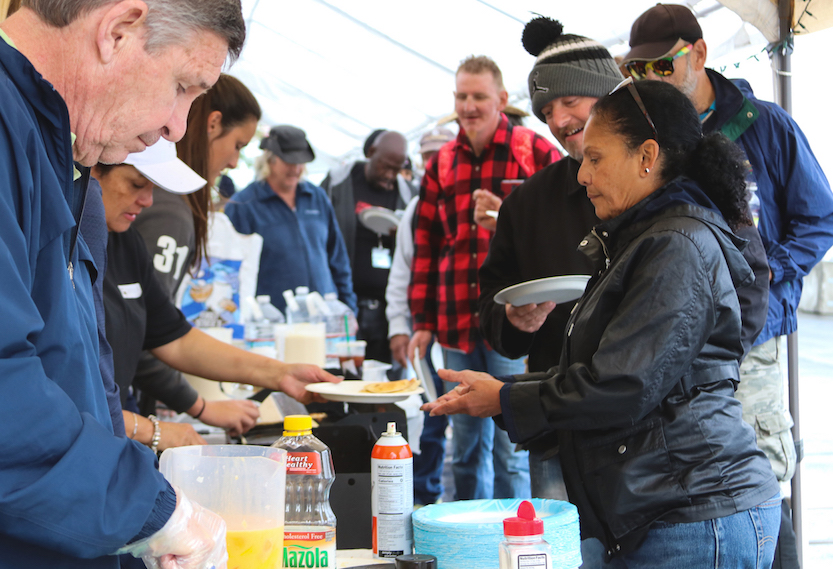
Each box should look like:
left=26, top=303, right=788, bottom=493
left=623, top=5, right=833, bottom=568
left=0, top=1, right=245, bottom=567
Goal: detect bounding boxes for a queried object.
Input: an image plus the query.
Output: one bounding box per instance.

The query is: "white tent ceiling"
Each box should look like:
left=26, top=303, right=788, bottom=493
left=227, top=0, right=771, bottom=181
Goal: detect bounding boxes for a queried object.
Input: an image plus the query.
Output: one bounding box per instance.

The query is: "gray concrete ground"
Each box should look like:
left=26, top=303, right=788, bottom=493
left=789, top=311, right=833, bottom=568
left=437, top=311, right=833, bottom=567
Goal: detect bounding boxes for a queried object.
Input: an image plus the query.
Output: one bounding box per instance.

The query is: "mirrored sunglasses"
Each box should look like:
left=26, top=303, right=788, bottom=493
left=624, top=43, right=693, bottom=80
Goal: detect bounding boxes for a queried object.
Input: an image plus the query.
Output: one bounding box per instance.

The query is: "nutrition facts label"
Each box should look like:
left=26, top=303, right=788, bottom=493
left=517, top=553, right=548, bottom=568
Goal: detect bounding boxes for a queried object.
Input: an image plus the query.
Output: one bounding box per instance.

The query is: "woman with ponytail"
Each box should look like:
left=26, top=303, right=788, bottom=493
left=128, top=74, right=262, bottom=421
left=425, top=80, right=781, bottom=566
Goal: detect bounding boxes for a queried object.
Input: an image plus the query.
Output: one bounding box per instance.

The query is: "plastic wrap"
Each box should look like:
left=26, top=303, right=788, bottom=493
left=117, top=488, right=228, bottom=569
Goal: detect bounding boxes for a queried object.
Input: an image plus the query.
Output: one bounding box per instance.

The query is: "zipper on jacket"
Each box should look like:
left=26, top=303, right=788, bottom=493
left=591, top=227, right=611, bottom=270
left=67, top=166, right=91, bottom=288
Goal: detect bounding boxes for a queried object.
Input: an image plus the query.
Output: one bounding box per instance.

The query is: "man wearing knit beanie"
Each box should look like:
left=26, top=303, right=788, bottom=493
left=477, top=18, right=624, bottom=568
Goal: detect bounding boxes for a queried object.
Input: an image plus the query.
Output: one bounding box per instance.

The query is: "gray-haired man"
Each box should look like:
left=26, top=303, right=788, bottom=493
left=0, top=1, right=245, bottom=567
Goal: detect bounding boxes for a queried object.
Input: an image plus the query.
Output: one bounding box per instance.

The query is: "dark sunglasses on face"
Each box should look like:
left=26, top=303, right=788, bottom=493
left=624, top=43, right=693, bottom=80
left=609, top=76, right=658, bottom=141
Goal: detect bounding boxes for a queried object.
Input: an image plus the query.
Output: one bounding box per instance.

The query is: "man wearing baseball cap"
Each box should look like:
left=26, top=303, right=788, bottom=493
left=226, top=125, right=356, bottom=315
left=623, top=6, right=833, bottom=567
left=474, top=18, right=622, bottom=567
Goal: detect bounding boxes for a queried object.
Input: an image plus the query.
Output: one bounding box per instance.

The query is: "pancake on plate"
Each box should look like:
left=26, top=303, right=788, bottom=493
left=361, top=378, right=420, bottom=394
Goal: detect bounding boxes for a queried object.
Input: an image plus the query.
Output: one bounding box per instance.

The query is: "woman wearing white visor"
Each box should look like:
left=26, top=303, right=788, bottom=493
left=94, top=139, right=340, bottom=451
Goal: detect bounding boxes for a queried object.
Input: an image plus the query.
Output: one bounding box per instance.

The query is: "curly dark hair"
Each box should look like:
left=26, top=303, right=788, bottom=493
left=591, top=80, right=751, bottom=230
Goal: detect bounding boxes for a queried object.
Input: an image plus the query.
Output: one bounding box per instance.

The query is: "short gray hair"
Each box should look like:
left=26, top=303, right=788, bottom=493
left=21, top=0, right=246, bottom=61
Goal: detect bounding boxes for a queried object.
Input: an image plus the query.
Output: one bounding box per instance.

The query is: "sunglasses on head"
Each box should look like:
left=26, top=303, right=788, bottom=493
left=624, top=43, right=693, bottom=80
left=609, top=76, right=658, bottom=140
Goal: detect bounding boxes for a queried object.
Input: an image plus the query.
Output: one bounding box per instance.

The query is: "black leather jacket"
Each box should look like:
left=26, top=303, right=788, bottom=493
left=499, top=178, right=779, bottom=557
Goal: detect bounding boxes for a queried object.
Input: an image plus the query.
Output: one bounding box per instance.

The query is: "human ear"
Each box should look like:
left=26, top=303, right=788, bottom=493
left=497, top=89, right=509, bottom=111
left=95, top=0, right=148, bottom=64
left=639, top=139, right=660, bottom=175
left=689, top=39, right=708, bottom=72
left=206, top=110, right=224, bottom=141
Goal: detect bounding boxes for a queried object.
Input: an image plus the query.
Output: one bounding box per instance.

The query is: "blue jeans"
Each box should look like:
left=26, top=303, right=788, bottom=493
left=443, top=340, right=530, bottom=500
left=605, top=494, right=781, bottom=569
left=413, top=344, right=448, bottom=505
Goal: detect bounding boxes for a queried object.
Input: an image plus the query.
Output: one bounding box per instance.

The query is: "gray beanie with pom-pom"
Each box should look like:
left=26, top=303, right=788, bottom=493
left=523, top=17, right=623, bottom=123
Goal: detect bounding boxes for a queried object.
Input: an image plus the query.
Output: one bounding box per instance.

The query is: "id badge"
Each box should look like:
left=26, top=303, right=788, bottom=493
left=372, top=246, right=392, bottom=269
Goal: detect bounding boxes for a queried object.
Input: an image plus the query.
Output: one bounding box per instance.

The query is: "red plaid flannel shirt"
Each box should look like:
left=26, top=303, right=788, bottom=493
left=409, top=116, right=560, bottom=353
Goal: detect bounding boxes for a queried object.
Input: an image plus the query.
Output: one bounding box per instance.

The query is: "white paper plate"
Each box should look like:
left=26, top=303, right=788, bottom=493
left=493, top=275, right=590, bottom=306
left=358, top=207, right=400, bottom=235
left=413, top=346, right=437, bottom=402
left=305, top=380, right=423, bottom=403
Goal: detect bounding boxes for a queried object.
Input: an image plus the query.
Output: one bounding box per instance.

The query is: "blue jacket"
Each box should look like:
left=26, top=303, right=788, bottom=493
left=706, top=69, right=833, bottom=343
left=0, top=37, right=173, bottom=568
left=226, top=179, right=357, bottom=313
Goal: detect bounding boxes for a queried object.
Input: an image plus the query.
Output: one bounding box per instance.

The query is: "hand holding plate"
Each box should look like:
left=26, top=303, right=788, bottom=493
left=506, top=301, right=556, bottom=333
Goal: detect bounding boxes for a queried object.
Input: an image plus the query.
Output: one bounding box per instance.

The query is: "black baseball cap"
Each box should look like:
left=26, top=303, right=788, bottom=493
left=623, top=4, right=703, bottom=62
left=260, top=125, right=315, bottom=164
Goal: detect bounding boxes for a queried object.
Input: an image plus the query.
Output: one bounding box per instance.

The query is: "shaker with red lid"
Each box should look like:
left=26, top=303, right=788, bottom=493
left=499, top=500, right=553, bottom=569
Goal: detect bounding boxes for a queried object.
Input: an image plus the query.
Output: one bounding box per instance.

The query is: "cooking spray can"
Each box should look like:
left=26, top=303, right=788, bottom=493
left=371, top=421, right=414, bottom=558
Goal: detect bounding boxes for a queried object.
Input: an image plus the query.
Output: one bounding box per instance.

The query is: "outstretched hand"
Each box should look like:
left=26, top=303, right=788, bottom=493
left=278, top=364, right=342, bottom=404
left=421, top=368, right=503, bottom=418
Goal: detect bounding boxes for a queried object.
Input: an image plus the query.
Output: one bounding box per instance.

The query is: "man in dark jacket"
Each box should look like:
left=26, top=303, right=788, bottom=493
left=623, top=5, right=833, bottom=567
left=0, top=1, right=244, bottom=567
left=322, top=131, right=414, bottom=368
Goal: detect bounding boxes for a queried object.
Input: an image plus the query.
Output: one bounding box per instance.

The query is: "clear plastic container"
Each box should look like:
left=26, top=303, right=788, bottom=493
left=158, top=445, right=287, bottom=569
left=499, top=501, right=552, bottom=569
left=322, top=292, right=359, bottom=358
left=747, top=181, right=760, bottom=228
left=272, top=415, right=337, bottom=569
left=244, top=295, right=285, bottom=352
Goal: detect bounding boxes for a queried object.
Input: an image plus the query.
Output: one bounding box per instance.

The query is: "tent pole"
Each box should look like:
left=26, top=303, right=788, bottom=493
left=773, top=0, right=802, bottom=565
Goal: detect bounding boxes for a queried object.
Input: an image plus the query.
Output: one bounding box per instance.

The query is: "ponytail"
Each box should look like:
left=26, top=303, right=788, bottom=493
left=685, top=132, right=752, bottom=231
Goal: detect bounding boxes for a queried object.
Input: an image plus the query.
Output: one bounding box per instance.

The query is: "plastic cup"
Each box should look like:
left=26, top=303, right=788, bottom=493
left=159, top=445, right=287, bottom=569
left=334, top=339, right=367, bottom=369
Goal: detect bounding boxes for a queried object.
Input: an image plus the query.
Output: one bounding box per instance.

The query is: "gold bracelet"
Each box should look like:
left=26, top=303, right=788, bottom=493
left=130, top=412, right=139, bottom=439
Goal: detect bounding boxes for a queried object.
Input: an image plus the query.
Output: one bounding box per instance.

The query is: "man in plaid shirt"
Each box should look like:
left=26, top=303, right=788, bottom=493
left=408, top=55, right=560, bottom=500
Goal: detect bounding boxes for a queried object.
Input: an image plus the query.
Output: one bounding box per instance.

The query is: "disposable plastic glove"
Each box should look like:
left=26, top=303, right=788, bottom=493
left=117, top=487, right=228, bottom=569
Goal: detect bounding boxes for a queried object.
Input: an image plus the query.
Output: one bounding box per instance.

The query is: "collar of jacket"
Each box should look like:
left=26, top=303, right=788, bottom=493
left=579, top=177, right=753, bottom=287
left=453, top=112, right=511, bottom=154
left=703, top=69, right=759, bottom=141
left=0, top=39, right=81, bottom=260
left=256, top=178, right=315, bottom=201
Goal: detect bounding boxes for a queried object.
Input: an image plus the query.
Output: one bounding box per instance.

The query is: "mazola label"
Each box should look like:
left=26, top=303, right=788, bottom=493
left=283, top=528, right=336, bottom=569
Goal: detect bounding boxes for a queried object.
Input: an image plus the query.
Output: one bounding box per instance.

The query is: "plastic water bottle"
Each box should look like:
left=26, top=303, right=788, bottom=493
left=747, top=181, right=760, bottom=228
left=321, top=292, right=359, bottom=358
left=258, top=295, right=285, bottom=324
left=371, top=422, right=414, bottom=558
left=272, top=415, right=337, bottom=569
left=499, top=501, right=553, bottom=569
left=243, top=295, right=285, bottom=354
